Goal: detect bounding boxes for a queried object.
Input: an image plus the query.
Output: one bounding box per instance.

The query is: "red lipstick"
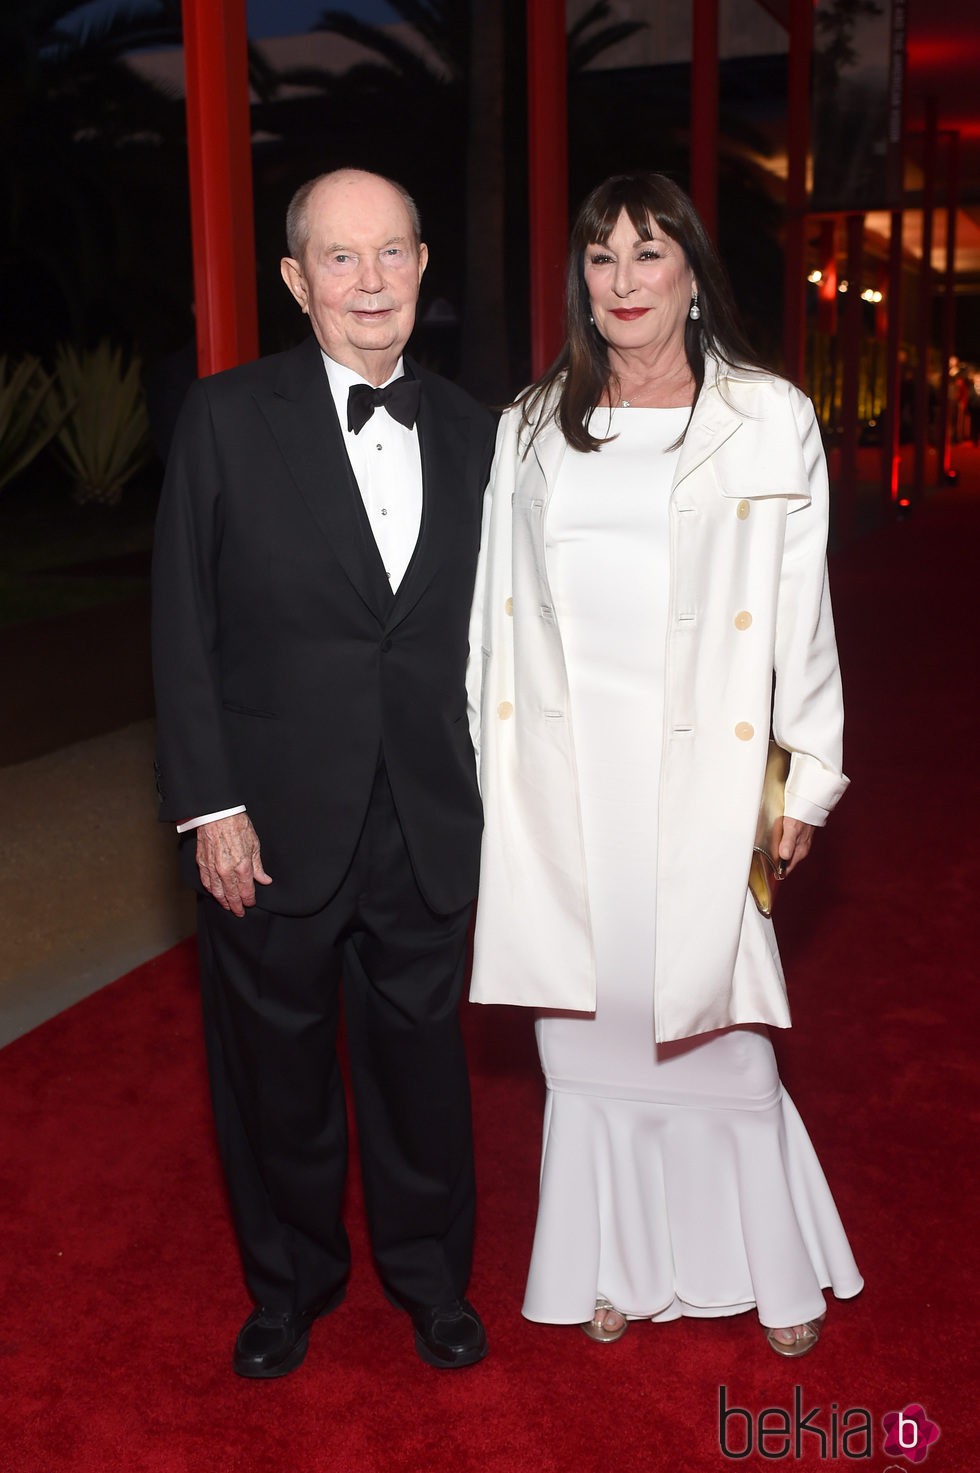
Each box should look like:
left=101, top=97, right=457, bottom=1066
left=609, top=308, right=649, bottom=320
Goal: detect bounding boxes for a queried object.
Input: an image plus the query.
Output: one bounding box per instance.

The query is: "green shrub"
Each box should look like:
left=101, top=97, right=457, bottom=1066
left=44, top=341, right=152, bottom=505
left=0, top=355, right=67, bottom=492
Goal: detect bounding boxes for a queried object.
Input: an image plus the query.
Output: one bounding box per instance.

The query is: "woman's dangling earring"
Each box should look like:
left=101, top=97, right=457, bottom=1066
left=589, top=314, right=595, bottom=325
left=689, top=290, right=701, bottom=321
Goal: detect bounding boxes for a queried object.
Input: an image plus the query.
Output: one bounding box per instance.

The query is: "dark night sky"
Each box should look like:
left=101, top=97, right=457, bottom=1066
left=248, top=0, right=397, bottom=36
left=62, top=0, right=398, bottom=41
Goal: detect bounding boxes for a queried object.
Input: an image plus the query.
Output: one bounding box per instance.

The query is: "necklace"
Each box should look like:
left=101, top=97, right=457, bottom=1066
left=620, top=398, right=631, bottom=408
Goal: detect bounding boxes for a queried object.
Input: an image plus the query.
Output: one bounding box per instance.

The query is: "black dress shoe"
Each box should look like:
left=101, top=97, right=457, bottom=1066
left=233, top=1290, right=343, bottom=1379
left=411, top=1299, right=488, bottom=1369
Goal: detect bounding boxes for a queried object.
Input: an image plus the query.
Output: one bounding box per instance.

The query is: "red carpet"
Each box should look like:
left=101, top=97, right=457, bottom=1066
left=2, top=460, right=978, bottom=1472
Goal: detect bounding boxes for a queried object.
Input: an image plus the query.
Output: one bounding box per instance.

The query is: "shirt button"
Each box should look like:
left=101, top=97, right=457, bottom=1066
left=497, top=701, right=514, bottom=720
left=734, top=610, right=752, bottom=630
left=504, top=597, right=513, bottom=616
left=734, top=721, right=755, bottom=741
left=736, top=499, right=750, bottom=520
left=380, top=507, right=388, bottom=516
left=376, top=443, right=383, bottom=451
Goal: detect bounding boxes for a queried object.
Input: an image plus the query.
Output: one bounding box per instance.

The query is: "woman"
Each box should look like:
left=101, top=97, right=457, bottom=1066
left=467, top=174, right=863, bottom=1354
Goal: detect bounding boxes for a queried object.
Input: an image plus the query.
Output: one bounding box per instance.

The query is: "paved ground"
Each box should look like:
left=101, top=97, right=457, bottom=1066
left=0, top=720, right=194, bottom=1047
left=0, top=593, right=154, bottom=767
left=0, top=584, right=182, bottom=1047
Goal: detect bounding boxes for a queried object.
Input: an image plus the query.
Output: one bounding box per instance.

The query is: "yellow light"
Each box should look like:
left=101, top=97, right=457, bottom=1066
left=807, top=269, right=822, bottom=283
left=838, top=279, right=849, bottom=293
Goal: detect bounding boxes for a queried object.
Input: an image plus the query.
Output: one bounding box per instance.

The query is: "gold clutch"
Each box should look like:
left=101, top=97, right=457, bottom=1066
left=748, top=741, right=789, bottom=918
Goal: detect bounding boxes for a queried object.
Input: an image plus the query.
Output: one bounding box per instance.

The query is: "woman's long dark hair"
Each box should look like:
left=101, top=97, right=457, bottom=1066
left=520, top=173, right=764, bottom=452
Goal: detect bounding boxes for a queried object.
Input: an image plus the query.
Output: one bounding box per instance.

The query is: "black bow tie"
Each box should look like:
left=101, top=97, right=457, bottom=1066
left=347, top=377, right=421, bottom=434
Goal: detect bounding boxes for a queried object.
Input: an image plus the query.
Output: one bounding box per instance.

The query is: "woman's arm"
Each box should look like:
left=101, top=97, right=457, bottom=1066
left=771, top=388, right=850, bottom=832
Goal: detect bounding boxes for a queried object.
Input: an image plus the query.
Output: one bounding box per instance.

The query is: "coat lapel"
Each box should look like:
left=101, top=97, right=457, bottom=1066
left=672, top=362, right=743, bottom=493
left=673, top=359, right=812, bottom=502
left=257, top=336, right=391, bottom=622
left=528, top=413, right=568, bottom=504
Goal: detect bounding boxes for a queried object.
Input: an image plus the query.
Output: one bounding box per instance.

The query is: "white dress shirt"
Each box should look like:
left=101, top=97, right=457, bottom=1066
left=176, top=350, right=423, bottom=834
left=322, top=352, right=423, bottom=592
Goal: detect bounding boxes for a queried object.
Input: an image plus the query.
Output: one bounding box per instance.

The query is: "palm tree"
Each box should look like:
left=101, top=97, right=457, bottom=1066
left=0, top=0, right=183, bottom=354
left=810, top=0, right=886, bottom=210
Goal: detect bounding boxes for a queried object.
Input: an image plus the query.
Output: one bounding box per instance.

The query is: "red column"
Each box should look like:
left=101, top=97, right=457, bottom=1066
left=527, top=0, right=568, bottom=377
left=881, top=210, right=905, bottom=514
left=782, top=0, right=811, bottom=385
left=912, top=98, right=937, bottom=504
left=817, top=219, right=838, bottom=333
left=938, top=130, right=959, bottom=482
left=690, top=0, right=719, bottom=241
left=182, top=0, right=258, bottom=378
left=880, top=3, right=906, bottom=517
left=812, top=218, right=838, bottom=427
left=837, top=213, right=864, bottom=544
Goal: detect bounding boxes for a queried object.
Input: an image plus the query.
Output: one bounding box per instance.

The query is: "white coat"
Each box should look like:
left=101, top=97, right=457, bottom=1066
left=466, top=357, right=849, bottom=1042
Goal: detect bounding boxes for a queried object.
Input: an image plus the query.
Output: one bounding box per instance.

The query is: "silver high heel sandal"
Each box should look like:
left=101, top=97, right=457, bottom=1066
left=764, top=1313, right=826, bottom=1358
left=580, top=1298, right=628, bottom=1343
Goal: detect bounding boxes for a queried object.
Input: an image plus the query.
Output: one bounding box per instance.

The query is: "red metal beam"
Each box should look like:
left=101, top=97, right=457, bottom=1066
left=817, top=219, right=838, bottom=336
left=182, top=0, right=258, bottom=378
left=938, top=130, right=959, bottom=481
left=837, top=213, right=864, bottom=544
left=912, top=97, right=937, bottom=503
left=782, top=0, right=811, bottom=385
left=690, top=0, right=719, bottom=241
left=881, top=1, right=906, bottom=517
left=881, top=210, right=905, bottom=513
left=527, top=0, right=568, bottom=378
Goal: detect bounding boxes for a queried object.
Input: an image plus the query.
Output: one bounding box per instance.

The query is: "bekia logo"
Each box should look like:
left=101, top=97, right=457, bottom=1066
left=718, top=1388, right=941, bottom=1462
left=882, top=1404, right=941, bottom=1463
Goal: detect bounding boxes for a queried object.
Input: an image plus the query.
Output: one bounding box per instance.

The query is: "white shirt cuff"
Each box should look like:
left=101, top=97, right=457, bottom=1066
left=176, top=806, right=246, bottom=833
left=782, top=793, right=830, bottom=828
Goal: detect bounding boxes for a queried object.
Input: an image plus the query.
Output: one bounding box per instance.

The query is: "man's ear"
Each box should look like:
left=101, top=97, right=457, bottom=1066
left=280, top=256, right=309, bottom=312
left=417, top=241, right=429, bottom=285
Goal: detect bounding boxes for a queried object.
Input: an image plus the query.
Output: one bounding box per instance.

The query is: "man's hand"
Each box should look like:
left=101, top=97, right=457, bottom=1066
left=195, top=813, right=273, bottom=916
left=776, top=816, right=815, bottom=878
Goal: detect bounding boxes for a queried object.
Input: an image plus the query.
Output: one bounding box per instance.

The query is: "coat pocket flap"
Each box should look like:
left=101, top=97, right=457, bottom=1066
left=713, top=415, right=812, bottom=501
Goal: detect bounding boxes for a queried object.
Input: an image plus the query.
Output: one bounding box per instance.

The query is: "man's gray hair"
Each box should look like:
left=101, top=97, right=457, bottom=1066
left=285, top=169, right=422, bottom=261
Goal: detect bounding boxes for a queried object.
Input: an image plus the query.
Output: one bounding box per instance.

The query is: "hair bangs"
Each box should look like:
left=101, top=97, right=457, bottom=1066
left=582, top=178, right=683, bottom=253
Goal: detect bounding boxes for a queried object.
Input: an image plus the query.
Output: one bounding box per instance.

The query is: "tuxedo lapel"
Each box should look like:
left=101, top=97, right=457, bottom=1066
left=257, top=337, right=391, bottom=622
left=386, top=371, right=468, bottom=630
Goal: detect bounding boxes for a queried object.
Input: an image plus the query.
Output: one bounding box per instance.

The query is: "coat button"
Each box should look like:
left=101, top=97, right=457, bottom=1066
left=734, top=610, right=752, bottom=630
left=505, top=596, right=513, bottom=615
left=381, top=638, right=392, bottom=652
left=497, top=701, right=513, bottom=720
left=736, top=499, right=750, bottom=520
left=734, top=721, right=754, bottom=741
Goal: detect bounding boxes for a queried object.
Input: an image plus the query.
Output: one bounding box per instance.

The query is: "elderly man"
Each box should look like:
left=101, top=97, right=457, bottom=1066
left=152, top=169, right=495, bottom=1375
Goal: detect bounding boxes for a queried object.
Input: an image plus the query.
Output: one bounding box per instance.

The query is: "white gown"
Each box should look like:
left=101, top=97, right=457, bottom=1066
left=522, top=407, right=863, bottom=1327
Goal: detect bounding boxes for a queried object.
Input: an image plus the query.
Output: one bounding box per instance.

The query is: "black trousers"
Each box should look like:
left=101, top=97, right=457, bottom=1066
left=197, top=765, right=476, bottom=1316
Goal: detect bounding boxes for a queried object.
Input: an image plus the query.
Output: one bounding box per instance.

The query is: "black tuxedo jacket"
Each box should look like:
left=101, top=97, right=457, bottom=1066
left=151, top=335, right=496, bottom=916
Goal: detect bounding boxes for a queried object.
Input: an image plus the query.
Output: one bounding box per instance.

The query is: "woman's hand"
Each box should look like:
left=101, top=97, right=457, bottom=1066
left=776, top=817, right=815, bottom=877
